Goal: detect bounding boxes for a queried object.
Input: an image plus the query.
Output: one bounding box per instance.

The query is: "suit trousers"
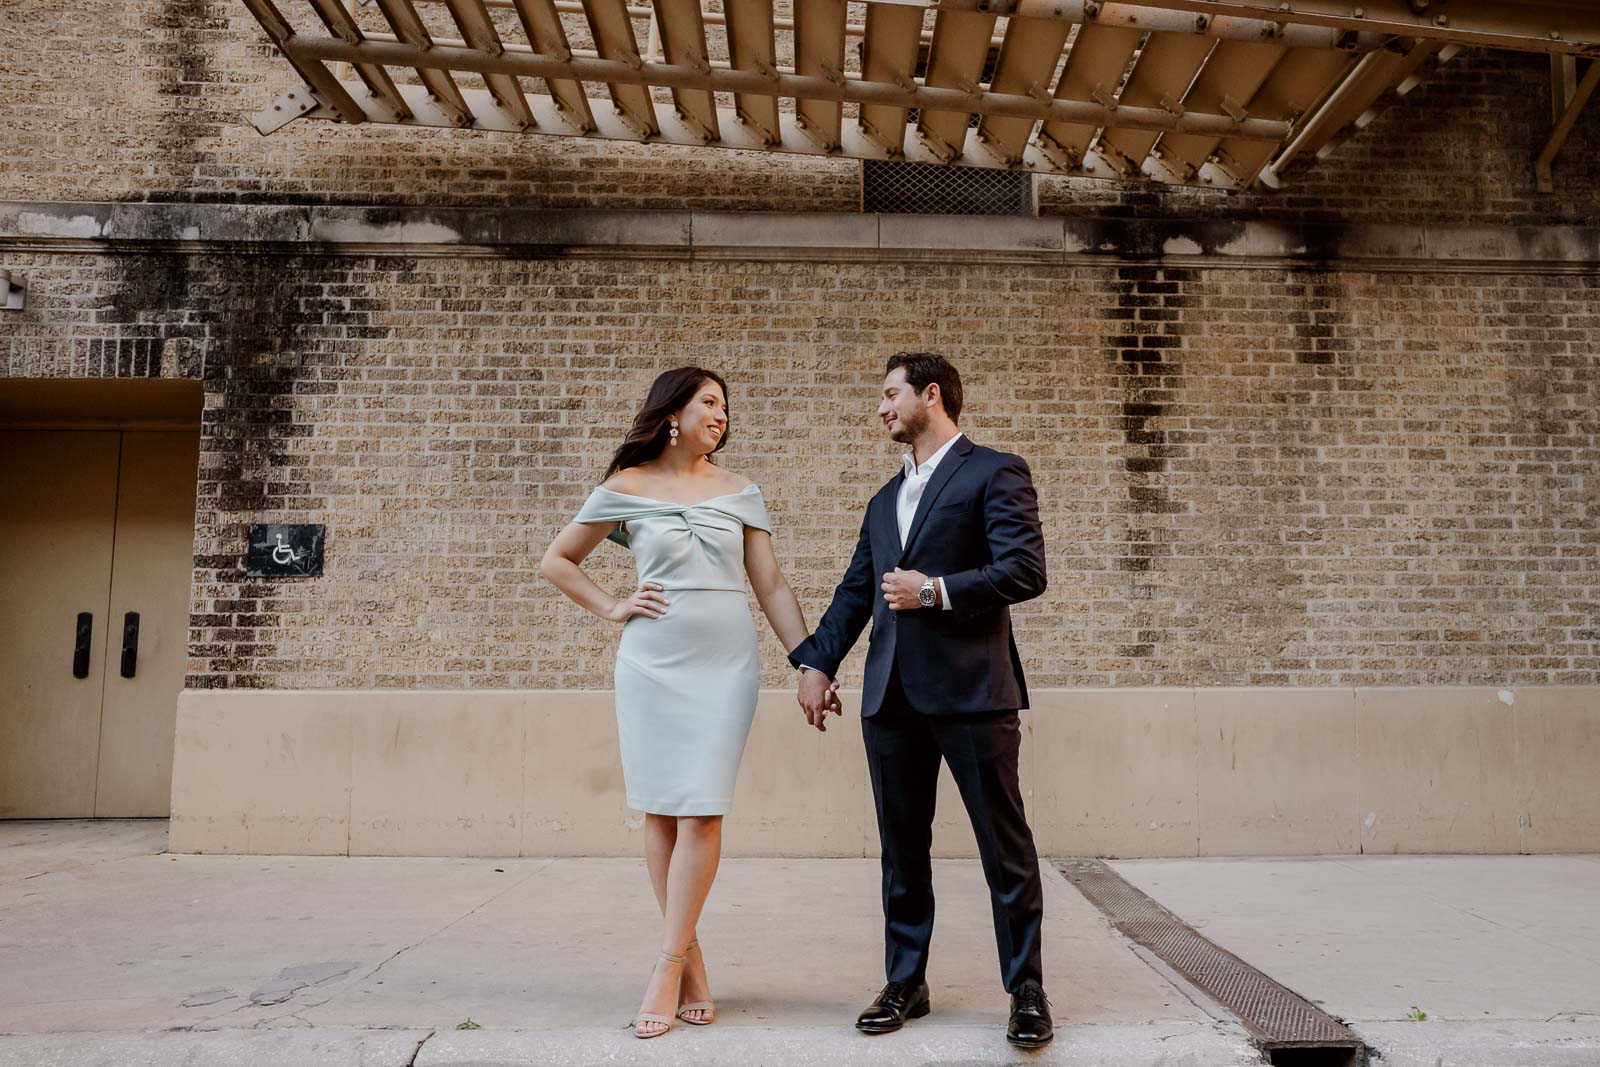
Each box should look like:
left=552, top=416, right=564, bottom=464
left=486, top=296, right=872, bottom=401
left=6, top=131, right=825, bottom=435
left=862, top=662, right=1045, bottom=993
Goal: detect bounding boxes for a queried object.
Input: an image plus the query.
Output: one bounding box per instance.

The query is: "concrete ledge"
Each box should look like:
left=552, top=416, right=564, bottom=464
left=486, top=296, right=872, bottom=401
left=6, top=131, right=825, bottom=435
left=15, top=1020, right=1600, bottom=1067
left=414, top=1023, right=1260, bottom=1066
left=4, top=201, right=1600, bottom=272
left=167, top=686, right=1600, bottom=858
left=0, top=1029, right=432, bottom=1067
left=0, top=1025, right=1262, bottom=1067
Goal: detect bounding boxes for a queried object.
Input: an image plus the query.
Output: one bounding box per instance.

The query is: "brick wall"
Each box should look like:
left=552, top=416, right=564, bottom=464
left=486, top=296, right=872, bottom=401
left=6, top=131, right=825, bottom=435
left=5, top=0, right=1598, bottom=223
left=4, top=250, right=1596, bottom=690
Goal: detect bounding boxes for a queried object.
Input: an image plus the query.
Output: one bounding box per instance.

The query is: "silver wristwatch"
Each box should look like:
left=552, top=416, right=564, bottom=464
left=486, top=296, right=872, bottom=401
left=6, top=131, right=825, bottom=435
left=918, top=578, right=937, bottom=608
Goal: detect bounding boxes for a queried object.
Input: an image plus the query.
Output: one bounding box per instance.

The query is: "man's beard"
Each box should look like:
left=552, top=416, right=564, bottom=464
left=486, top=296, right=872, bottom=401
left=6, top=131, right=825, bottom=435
left=888, top=407, right=928, bottom=444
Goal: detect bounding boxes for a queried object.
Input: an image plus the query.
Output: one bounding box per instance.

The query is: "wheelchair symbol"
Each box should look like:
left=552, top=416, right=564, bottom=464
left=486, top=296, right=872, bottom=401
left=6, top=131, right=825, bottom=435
left=271, top=534, right=303, bottom=566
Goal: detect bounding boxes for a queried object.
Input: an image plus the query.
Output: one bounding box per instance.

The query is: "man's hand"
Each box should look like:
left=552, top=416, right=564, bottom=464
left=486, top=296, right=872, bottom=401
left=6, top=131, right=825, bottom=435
left=797, top=669, right=843, bottom=731
left=881, top=567, right=932, bottom=611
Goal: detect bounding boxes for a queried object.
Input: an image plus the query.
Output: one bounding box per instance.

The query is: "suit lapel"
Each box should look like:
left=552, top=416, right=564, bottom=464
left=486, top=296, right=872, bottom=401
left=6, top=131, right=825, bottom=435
left=871, top=475, right=903, bottom=556
left=899, top=436, right=974, bottom=562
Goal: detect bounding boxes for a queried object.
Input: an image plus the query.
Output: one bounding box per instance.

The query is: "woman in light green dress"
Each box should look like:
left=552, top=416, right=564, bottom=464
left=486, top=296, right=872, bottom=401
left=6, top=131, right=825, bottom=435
left=540, top=367, right=836, bottom=1038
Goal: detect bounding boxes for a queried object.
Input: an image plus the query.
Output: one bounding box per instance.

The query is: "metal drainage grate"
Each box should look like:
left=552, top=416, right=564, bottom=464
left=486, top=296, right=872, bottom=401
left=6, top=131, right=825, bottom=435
left=861, top=159, right=1036, bottom=216
left=1056, top=859, right=1366, bottom=1066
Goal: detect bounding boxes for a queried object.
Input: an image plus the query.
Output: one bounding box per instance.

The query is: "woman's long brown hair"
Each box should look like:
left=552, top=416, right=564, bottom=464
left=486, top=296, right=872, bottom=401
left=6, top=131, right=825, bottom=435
left=604, top=367, right=731, bottom=480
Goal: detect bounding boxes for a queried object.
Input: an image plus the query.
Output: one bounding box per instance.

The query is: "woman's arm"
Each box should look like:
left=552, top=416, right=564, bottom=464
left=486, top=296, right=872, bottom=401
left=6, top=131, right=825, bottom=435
left=747, top=525, right=843, bottom=729
left=744, top=527, right=810, bottom=653
left=540, top=521, right=667, bottom=624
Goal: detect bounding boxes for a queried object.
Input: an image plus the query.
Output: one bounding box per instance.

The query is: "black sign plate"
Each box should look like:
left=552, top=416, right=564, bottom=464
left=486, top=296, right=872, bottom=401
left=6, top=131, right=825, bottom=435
left=247, top=523, right=325, bottom=578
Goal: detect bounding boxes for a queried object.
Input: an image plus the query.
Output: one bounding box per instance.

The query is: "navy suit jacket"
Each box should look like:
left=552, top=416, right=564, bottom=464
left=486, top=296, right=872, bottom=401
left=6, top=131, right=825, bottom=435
left=788, top=437, right=1047, bottom=717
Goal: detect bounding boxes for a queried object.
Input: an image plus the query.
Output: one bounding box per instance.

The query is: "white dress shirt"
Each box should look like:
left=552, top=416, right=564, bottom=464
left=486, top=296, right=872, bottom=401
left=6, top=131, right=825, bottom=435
left=898, top=432, right=962, bottom=611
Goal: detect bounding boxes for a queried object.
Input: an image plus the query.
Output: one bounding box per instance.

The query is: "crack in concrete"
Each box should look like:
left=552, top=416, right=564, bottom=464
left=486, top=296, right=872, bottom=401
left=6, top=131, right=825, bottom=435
left=406, top=1028, right=436, bottom=1067
left=190, top=998, right=261, bottom=1029
left=352, top=860, right=557, bottom=991
left=250, top=996, right=339, bottom=1031
left=268, top=860, right=558, bottom=1028
left=177, top=875, right=563, bottom=1038
left=249, top=961, right=362, bottom=1006
left=188, top=975, right=344, bottom=1030
left=1, top=844, right=167, bottom=889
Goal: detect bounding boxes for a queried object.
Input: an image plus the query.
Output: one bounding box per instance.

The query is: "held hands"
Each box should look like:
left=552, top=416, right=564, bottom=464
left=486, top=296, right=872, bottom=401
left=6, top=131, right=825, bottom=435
left=881, top=567, right=932, bottom=611
left=796, top=669, right=843, bottom=731
left=608, top=581, right=669, bottom=623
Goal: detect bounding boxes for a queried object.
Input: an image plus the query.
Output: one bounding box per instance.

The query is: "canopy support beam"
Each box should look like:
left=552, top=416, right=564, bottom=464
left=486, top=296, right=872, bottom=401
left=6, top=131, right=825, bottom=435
left=283, top=36, right=1295, bottom=140
left=1537, top=58, right=1600, bottom=192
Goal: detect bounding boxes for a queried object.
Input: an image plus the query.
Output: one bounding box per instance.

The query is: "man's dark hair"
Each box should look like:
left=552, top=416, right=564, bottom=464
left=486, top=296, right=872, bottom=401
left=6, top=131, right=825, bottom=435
left=885, top=352, right=963, bottom=423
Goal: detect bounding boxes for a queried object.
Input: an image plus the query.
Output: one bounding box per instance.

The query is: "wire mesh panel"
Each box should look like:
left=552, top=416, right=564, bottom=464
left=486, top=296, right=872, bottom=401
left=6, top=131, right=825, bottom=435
left=861, top=160, right=1035, bottom=216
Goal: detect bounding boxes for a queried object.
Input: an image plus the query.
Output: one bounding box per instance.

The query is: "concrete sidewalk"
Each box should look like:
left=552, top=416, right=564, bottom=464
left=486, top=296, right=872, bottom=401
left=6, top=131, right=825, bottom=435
left=1, top=822, right=1597, bottom=1065
left=1112, top=855, right=1600, bottom=1067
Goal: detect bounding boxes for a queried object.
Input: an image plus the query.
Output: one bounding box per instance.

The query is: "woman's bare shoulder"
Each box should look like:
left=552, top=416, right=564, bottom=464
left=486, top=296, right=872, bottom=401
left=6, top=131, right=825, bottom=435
left=599, top=468, right=651, bottom=494
left=718, top=469, right=756, bottom=492
left=601, top=464, right=751, bottom=499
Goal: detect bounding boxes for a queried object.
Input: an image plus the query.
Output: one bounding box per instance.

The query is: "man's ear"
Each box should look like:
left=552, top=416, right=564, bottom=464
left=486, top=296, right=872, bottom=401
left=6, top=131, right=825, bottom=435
left=925, top=383, right=941, bottom=412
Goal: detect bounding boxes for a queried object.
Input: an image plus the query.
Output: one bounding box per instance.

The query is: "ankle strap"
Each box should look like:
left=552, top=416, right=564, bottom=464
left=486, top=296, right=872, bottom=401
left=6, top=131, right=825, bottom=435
left=659, top=950, right=686, bottom=964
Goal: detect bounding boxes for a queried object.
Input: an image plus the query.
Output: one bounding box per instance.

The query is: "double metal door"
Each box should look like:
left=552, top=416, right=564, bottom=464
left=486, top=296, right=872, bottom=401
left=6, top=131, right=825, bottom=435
left=0, top=430, right=199, bottom=818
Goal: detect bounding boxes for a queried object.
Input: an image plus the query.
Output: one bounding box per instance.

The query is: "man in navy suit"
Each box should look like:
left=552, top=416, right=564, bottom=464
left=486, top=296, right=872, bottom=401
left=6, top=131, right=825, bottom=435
left=791, top=353, right=1052, bottom=1048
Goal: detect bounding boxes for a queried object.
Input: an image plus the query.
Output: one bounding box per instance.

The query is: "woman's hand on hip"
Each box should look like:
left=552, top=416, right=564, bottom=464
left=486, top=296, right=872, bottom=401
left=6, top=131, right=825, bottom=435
left=608, top=582, right=669, bottom=623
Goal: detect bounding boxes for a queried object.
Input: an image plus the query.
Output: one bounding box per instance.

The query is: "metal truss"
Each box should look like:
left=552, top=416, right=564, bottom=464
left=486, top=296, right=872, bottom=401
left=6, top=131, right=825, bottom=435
left=241, top=0, right=1600, bottom=192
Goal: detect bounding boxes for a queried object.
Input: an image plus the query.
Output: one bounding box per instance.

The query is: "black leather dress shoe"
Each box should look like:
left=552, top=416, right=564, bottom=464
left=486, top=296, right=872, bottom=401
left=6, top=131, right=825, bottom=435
left=1007, top=980, right=1054, bottom=1048
left=855, top=981, right=931, bottom=1033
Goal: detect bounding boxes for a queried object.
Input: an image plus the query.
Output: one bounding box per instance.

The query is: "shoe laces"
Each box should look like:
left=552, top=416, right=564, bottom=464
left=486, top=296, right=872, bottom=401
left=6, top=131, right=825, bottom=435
left=1015, top=984, right=1048, bottom=1012
left=882, top=981, right=912, bottom=1000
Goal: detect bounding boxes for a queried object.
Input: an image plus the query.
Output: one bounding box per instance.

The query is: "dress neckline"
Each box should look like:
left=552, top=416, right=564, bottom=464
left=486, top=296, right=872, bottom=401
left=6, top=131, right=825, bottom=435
left=595, top=483, right=759, bottom=509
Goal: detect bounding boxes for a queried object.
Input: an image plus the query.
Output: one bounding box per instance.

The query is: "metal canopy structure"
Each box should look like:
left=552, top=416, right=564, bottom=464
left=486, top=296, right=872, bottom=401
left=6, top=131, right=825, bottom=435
left=243, top=0, right=1600, bottom=192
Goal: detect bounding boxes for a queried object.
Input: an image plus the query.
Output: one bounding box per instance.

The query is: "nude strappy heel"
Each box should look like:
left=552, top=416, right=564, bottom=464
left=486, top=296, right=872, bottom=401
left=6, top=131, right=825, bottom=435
left=632, top=950, right=685, bottom=1039
left=676, top=939, right=715, bottom=1025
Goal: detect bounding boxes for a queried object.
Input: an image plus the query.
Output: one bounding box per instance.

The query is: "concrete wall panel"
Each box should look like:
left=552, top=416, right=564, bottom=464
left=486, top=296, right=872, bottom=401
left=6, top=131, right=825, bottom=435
left=169, top=687, right=1600, bottom=857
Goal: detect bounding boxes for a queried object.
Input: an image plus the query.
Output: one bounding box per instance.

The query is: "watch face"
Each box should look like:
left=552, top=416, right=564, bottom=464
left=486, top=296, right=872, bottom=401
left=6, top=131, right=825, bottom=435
left=919, top=584, right=936, bottom=606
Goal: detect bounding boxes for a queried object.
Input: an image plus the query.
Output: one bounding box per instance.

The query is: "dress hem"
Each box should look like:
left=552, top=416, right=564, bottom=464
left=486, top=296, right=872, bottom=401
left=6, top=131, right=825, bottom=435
left=628, top=798, right=732, bottom=817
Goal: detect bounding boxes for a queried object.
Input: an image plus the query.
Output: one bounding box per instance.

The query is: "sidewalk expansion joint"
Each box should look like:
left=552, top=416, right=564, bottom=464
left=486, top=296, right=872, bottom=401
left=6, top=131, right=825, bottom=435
left=1054, top=858, right=1367, bottom=1067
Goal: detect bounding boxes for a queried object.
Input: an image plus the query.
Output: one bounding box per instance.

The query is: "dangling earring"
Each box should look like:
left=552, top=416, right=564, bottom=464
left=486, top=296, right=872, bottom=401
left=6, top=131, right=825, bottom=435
left=668, top=418, right=679, bottom=446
